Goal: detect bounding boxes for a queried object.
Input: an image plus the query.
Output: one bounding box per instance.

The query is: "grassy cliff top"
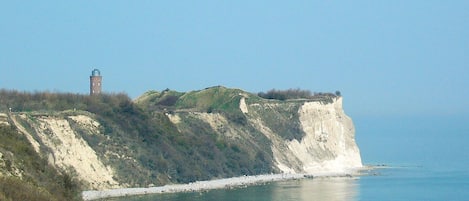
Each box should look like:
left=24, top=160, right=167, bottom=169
left=135, top=86, right=339, bottom=112
left=135, top=86, right=253, bottom=112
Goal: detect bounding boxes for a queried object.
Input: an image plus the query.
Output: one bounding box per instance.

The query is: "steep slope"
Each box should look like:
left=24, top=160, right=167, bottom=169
left=246, top=98, right=362, bottom=173
left=0, top=113, right=81, bottom=201
left=0, top=87, right=362, bottom=194
left=10, top=113, right=119, bottom=190
left=138, top=86, right=362, bottom=174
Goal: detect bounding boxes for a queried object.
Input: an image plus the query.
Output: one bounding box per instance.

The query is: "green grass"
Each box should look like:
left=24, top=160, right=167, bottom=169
left=247, top=101, right=306, bottom=141
left=175, top=86, right=245, bottom=112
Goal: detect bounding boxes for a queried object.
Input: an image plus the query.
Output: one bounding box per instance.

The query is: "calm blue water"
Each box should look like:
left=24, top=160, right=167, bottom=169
left=111, top=115, right=469, bottom=201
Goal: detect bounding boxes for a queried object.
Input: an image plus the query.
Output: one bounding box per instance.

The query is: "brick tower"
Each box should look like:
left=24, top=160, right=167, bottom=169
left=90, top=69, right=102, bottom=95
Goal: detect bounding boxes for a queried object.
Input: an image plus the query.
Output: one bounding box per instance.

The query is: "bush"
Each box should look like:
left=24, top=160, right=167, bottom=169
left=0, top=176, right=56, bottom=201
left=258, top=88, right=339, bottom=102
left=157, top=95, right=179, bottom=106
left=335, top=90, right=341, bottom=96
left=258, top=88, right=312, bottom=100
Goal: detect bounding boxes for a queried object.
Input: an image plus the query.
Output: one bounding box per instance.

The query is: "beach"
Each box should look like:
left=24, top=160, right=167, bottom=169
left=82, top=170, right=364, bottom=201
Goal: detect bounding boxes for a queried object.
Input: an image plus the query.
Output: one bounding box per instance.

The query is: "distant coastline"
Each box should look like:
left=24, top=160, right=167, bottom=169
left=82, top=168, right=370, bottom=201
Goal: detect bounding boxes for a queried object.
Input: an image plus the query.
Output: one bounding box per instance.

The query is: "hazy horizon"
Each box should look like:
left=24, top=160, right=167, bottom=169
left=1, top=1, right=468, bottom=117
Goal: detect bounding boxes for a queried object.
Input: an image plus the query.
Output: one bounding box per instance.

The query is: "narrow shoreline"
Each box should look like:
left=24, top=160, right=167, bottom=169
left=82, top=168, right=372, bottom=201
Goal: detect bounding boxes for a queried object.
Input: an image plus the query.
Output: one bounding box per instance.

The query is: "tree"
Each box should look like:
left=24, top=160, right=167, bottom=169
left=335, top=90, right=341, bottom=96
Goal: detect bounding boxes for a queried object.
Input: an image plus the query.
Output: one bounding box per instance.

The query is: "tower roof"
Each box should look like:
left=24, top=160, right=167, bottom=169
left=91, top=69, right=101, bottom=76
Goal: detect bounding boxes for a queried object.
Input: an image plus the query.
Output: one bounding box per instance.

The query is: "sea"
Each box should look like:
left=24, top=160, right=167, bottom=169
left=110, top=115, right=469, bottom=201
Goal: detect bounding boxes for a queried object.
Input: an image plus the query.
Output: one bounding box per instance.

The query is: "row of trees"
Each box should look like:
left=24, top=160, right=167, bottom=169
left=257, top=88, right=341, bottom=101
left=0, top=89, right=131, bottom=113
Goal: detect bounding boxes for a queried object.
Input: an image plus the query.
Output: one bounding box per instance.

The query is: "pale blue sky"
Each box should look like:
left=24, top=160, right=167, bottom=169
left=1, top=1, right=468, bottom=117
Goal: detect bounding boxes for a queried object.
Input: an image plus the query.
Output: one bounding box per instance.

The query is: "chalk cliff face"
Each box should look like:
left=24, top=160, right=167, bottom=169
left=2, top=87, right=362, bottom=190
left=163, top=90, right=362, bottom=174
left=285, top=98, right=361, bottom=173
left=9, top=113, right=120, bottom=190
left=240, top=97, right=362, bottom=174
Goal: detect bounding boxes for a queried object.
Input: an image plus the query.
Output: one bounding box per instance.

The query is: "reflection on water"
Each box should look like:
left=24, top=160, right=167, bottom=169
left=112, top=177, right=359, bottom=201
left=272, top=177, right=359, bottom=201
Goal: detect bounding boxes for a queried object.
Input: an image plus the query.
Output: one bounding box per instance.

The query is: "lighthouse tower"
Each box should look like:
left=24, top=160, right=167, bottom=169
left=90, top=69, right=102, bottom=95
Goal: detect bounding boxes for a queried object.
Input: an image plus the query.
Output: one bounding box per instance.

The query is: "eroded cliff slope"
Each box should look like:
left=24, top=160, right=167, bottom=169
left=0, top=87, right=362, bottom=193
left=139, top=86, right=362, bottom=174
left=251, top=98, right=362, bottom=173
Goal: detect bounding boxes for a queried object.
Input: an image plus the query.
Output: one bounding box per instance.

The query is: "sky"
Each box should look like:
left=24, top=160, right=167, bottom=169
left=1, top=1, right=468, bottom=117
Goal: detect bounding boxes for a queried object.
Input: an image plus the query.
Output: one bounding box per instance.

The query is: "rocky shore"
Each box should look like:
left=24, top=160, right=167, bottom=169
left=82, top=171, right=359, bottom=201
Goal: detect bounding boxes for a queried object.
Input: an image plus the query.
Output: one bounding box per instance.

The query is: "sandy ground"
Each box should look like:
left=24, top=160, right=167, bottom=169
left=82, top=170, right=363, bottom=201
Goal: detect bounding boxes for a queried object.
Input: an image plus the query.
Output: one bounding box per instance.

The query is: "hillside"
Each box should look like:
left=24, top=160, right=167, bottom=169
left=0, top=87, right=362, bottom=200
left=0, top=116, right=81, bottom=201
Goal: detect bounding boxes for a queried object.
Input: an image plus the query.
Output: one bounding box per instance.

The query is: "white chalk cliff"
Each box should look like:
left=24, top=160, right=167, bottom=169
left=4, top=91, right=362, bottom=190
left=242, top=97, right=362, bottom=174
left=9, top=113, right=120, bottom=190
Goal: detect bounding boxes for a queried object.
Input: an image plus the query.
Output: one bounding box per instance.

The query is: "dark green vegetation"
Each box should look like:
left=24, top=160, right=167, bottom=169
left=0, top=125, right=81, bottom=201
left=248, top=102, right=304, bottom=141
left=257, top=88, right=339, bottom=103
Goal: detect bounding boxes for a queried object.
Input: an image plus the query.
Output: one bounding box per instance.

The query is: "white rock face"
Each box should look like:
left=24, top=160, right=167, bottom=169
left=166, top=113, right=181, bottom=124
left=250, top=97, right=362, bottom=174
left=0, top=113, right=9, bottom=125
left=13, top=114, right=120, bottom=190
left=290, top=97, right=362, bottom=173
left=239, top=97, right=248, bottom=114
left=69, top=115, right=102, bottom=134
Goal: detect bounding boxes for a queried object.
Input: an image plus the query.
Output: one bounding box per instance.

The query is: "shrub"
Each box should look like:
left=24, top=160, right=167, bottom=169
left=0, top=176, right=56, bottom=201
left=258, top=88, right=339, bottom=102
left=258, top=88, right=312, bottom=100
left=335, top=90, right=341, bottom=96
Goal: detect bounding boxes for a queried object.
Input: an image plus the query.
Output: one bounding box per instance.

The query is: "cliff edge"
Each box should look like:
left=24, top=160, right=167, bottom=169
left=0, top=86, right=362, bottom=195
